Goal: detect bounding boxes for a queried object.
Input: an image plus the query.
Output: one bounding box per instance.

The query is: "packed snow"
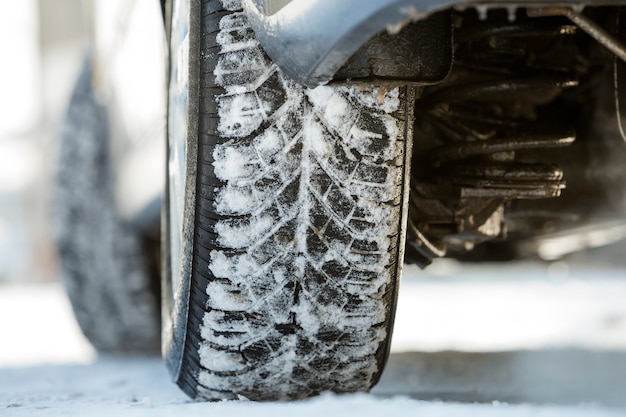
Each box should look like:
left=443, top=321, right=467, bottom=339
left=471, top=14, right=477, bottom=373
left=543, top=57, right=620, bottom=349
left=196, top=4, right=409, bottom=399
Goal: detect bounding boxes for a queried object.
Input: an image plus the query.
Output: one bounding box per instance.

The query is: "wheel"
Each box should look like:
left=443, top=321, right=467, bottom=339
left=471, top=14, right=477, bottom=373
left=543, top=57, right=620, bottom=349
left=54, top=59, right=161, bottom=353
left=163, top=0, right=414, bottom=400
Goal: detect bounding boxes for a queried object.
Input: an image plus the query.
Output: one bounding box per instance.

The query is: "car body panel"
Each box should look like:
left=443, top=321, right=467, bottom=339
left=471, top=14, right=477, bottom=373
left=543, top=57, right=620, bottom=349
left=243, top=0, right=626, bottom=87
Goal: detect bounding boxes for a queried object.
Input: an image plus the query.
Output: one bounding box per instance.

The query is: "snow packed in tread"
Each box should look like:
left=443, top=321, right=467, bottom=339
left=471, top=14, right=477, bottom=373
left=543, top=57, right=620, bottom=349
left=186, top=0, right=409, bottom=401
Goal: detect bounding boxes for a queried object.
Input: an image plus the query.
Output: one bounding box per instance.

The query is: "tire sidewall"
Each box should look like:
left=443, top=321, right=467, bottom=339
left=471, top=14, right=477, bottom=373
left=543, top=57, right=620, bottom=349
left=162, top=0, right=202, bottom=380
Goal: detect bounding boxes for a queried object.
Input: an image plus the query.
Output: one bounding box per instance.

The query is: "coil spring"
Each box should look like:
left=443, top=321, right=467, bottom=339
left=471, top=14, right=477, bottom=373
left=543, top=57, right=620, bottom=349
left=406, top=11, right=581, bottom=266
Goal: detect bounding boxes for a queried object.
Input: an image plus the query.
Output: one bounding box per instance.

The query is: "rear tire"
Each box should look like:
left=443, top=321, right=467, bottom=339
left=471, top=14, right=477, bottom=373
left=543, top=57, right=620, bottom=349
left=163, top=0, right=414, bottom=400
left=55, top=60, right=161, bottom=353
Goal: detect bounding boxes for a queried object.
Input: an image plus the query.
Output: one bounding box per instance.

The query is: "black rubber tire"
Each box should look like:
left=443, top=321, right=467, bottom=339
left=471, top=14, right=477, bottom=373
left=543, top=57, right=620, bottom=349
left=164, top=0, right=414, bottom=400
left=54, top=60, right=161, bottom=353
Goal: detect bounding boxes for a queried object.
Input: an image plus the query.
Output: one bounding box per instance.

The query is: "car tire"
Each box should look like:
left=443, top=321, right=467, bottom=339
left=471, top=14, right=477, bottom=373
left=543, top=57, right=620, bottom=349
left=163, top=0, right=414, bottom=400
left=54, top=59, right=161, bottom=353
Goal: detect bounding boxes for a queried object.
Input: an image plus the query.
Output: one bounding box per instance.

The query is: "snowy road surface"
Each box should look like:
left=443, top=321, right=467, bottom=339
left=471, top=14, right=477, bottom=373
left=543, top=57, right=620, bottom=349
left=1, top=261, right=626, bottom=416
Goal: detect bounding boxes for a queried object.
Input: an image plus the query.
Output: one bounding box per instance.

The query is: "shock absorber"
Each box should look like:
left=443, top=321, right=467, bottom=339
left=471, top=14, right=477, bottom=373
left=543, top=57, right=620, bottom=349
left=406, top=10, right=584, bottom=267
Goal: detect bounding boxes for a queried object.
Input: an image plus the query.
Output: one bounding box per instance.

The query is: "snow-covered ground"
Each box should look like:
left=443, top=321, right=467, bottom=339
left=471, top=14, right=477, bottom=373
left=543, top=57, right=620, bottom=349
left=1, top=261, right=626, bottom=416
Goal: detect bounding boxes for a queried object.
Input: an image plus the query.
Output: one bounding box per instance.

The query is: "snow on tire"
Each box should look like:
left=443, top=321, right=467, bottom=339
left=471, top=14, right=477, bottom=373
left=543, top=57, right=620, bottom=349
left=55, top=61, right=161, bottom=353
left=167, top=0, right=414, bottom=401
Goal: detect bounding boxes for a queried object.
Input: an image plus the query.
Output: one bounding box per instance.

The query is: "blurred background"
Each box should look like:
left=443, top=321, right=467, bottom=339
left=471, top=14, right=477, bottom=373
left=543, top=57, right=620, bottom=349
left=0, top=0, right=85, bottom=284
left=1, top=1, right=626, bottom=407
